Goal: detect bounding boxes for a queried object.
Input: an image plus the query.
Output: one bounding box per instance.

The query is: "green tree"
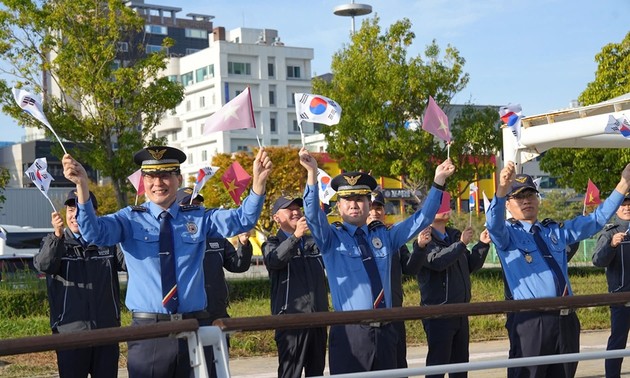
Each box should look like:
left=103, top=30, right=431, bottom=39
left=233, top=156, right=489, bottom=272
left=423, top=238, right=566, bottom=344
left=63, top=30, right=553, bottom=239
left=0, top=167, right=10, bottom=209
left=539, top=32, right=630, bottom=194
left=313, top=17, right=499, bottom=198
left=199, top=147, right=313, bottom=236
left=0, top=0, right=184, bottom=207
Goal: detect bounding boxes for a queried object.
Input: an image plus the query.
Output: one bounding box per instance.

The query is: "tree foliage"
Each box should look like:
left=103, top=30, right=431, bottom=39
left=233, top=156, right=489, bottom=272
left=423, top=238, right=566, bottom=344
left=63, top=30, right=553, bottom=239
left=312, top=17, right=500, bottom=198
left=199, top=147, right=315, bottom=236
left=540, top=32, right=630, bottom=194
left=0, top=0, right=184, bottom=207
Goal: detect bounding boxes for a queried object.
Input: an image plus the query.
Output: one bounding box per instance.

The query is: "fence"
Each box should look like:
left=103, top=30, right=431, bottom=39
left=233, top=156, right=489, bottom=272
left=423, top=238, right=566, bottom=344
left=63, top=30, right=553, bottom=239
left=2, top=292, right=630, bottom=377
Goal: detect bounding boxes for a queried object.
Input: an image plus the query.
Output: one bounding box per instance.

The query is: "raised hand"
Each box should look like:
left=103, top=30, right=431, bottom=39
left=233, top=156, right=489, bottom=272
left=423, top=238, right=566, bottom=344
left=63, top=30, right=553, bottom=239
left=496, top=161, right=516, bottom=198
left=434, top=159, right=455, bottom=186
left=252, top=148, right=273, bottom=195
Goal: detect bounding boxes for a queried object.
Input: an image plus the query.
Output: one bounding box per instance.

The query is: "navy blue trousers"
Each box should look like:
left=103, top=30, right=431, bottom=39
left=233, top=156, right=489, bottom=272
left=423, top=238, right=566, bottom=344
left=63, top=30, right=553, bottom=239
left=328, top=323, right=398, bottom=374
left=605, top=305, right=630, bottom=378
left=422, top=316, right=469, bottom=378
left=507, top=311, right=580, bottom=378
left=275, top=327, right=327, bottom=378
left=56, top=344, right=119, bottom=378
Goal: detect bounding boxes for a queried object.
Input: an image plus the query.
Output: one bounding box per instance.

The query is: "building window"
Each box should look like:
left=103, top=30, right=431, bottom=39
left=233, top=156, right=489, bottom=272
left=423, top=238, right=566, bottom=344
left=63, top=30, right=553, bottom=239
left=228, top=62, right=251, bottom=75
left=145, top=25, right=168, bottom=35
left=200, top=96, right=205, bottom=108
left=287, top=66, right=301, bottom=79
left=117, top=42, right=128, bottom=52
left=181, top=72, right=194, bottom=86
left=269, top=85, right=276, bottom=106
left=185, top=48, right=201, bottom=55
left=146, top=44, right=167, bottom=54
left=292, top=120, right=300, bottom=133
left=168, top=75, right=178, bottom=82
left=187, top=127, right=192, bottom=138
left=208, top=64, right=214, bottom=78
left=171, top=131, right=178, bottom=142
left=186, top=100, right=191, bottom=112
left=185, top=28, right=208, bottom=39
left=187, top=153, right=193, bottom=164
left=201, top=150, right=208, bottom=161
left=270, top=115, right=277, bottom=133
left=237, top=146, right=248, bottom=151
left=289, top=92, right=296, bottom=105
left=268, top=63, right=274, bottom=77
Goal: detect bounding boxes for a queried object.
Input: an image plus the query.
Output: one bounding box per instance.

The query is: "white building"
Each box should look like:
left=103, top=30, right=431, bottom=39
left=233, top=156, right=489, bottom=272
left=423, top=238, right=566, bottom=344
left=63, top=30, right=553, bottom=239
left=158, top=26, right=315, bottom=180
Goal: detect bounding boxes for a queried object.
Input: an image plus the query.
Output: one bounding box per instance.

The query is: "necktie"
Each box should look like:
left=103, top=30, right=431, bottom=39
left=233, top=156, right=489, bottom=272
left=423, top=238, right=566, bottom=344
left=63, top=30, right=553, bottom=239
left=159, top=211, right=178, bottom=313
left=355, top=228, right=385, bottom=308
left=532, top=225, right=568, bottom=296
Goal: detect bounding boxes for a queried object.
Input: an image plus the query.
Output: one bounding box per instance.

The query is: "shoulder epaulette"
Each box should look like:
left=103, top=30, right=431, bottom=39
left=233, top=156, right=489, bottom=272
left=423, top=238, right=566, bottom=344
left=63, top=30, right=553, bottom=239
left=541, top=218, right=558, bottom=227
left=368, top=220, right=386, bottom=231
left=130, top=206, right=147, bottom=212
left=180, top=204, right=200, bottom=212
left=332, top=221, right=344, bottom=230
left=507, top=218, right=520, bottom=225
left=604, top=223, right=619, bottom=231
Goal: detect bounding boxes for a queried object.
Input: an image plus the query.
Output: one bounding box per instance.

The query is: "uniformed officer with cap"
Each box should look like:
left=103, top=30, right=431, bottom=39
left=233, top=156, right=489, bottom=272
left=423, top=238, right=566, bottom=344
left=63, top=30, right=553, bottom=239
left=298, top=147, right=455, bottom=374
left=592, top=193, right=630, bottom=377
left=263, top=195, right=328, bottom=378
left=34, top=190, right=125, bottom=378
left=366, top=190, right=414, bottom=370
left=62, top=146, right=272, bottom=378
left=487, top=161, right=630, bottom=378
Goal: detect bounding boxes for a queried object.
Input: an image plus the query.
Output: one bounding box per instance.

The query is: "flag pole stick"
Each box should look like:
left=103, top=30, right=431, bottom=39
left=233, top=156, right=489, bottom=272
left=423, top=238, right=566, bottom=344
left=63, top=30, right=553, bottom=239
left=298, top=124, right=305, bottom=148
left=46, top=196, right=57, bottom=212
left=134, top=195, right=138, bottom=206
left=447, top=143, right=451, bottom=160
left=256, top=134, right=263, bottom=148
left=469, top=207, right=472, bottom=227
left=48, top=127, right=68, bottom=155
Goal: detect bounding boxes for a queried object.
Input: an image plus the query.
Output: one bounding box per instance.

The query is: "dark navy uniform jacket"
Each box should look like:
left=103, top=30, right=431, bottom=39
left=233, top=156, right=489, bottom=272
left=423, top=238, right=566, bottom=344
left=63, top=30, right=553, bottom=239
left=592, top=218, right=630, bottom=293
left=34, top=229, right=125, bottom=333
left=407, top=226, right=489, bottom=305
left=262, top=230, right=328, bottom=315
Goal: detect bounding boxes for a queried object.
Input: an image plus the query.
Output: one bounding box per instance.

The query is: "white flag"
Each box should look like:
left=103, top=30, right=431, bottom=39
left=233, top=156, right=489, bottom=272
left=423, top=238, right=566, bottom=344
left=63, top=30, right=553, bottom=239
left=13, top=88, right=68, bottom=154
left=294, top=93, right=342, bottom=127
left=191, top=166, right=219, bottom=204
left=498, top=103, right=522, bottom=144
left=25, top=157, right=56, bottom=211
left=317, top=168, right=336, bottom=205
left=482, top=191, right=491, bottom=214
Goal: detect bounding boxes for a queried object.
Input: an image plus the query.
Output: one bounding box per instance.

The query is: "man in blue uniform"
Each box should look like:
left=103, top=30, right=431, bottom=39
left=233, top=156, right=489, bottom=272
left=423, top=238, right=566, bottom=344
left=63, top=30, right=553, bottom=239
left=176, top=187, right=252, bottom=378
left=62, top=146, right=272, bottom=378
left=34, top=190, right=125, bottom=378
left=262, top=195, right=328, bottom=378
left=592, top=195, right=630, bottom=378
left=407, top=200, right=490, bottom=378
left=487, top=161, right=630, bottom=378
left=298, top=147, right=455, bottom=374
left=366, top=190, right=413, bottom=369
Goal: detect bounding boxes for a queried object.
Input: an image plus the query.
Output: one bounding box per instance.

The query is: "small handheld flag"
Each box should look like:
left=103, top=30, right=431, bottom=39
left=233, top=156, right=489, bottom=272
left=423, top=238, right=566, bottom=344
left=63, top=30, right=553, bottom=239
left=203, top=87, right=257, bottom=141
left=605, top=114, right=630, bottom=139
left=584, top=179, right=601, bottom=206
left=482, top=191, right=491, bottom=214
left=13, top=88, right=68, bottom=155
left=316, top=168, right=336, bottom=205
left=221, top=161, right=252, bottom=205
left=25, top=157, right=56, bottom=211
left=191, top=166, right=219, bottom=205
left=294, top=93, right=342, bottom=146
left=422, top=96, right=452, bottom=143
left=437, top=191, right=452, bottom=214
left=498, top=103, right=522, bottom=144
left=127, top=168, right=145, bottom=205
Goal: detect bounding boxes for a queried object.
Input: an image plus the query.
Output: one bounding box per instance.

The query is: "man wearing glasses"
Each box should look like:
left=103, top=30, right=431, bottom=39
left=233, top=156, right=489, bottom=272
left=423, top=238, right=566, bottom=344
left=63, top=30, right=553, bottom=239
left=62, top=145, right=272, bottom=378
left=486, top=161, right=630, bottom=378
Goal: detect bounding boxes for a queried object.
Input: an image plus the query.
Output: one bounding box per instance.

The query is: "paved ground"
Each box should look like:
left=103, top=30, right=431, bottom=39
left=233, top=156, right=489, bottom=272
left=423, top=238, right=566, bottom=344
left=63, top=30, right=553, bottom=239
left=226, top=329, right=626, bottom=377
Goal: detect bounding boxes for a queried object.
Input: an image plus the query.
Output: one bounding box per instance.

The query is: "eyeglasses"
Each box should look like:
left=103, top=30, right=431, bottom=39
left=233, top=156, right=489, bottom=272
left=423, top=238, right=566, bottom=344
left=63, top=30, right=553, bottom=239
left=508, top=191, right=538, bottom=201
left=142, top=172, right=177, bottom=182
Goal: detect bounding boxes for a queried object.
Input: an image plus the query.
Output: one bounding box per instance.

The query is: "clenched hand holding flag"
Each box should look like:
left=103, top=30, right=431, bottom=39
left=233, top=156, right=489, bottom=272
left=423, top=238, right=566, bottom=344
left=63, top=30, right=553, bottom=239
left=26, top=157, right=56, bottom=211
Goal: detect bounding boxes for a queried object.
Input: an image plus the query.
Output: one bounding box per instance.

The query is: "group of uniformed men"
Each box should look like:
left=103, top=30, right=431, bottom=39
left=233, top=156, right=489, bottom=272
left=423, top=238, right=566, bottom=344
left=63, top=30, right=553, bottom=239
left=33, top=144, right=630, bottom=378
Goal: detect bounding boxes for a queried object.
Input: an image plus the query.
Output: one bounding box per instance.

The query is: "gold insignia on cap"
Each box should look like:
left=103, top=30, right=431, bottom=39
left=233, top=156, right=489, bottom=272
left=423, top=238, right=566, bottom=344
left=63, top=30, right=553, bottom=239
left=344, top=175, right=361, bottom=186
left=184, top=188, right=193, bottom=194
left=148, top=148, right=167, bottom=160
left=515, top=176, right=528, bottom=183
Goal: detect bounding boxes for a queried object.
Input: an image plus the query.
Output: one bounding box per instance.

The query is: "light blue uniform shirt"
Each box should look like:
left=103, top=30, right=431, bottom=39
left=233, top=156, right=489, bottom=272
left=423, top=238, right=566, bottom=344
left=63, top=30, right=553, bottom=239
left=77, top=191, right=264, bottom=313
left=486, top=190, right=624, bottom=300
left=303, top=184, right=442, bottom=311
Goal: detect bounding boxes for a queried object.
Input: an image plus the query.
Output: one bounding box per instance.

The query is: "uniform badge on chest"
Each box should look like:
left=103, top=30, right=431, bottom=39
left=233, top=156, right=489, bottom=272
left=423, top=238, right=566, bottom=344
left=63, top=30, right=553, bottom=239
left=186, top=222, right=198, bottom=234
left=525, top=254, right=533, bottom=263
left=550, top=234, right=558, bottom=244
left=372, top=237, right=383, bottom=249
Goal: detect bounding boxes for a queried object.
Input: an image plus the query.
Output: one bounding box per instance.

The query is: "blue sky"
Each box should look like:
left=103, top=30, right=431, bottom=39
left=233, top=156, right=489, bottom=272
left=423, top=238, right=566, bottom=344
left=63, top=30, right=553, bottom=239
left=1, top=0, right=628, bottom=142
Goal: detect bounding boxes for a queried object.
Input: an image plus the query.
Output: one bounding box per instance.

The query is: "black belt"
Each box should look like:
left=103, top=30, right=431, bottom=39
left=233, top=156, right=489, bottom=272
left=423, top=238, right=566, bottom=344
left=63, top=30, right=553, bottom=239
left=368, top=321, right=391, bottom=328
left=132, top=311, right=210, bottom=321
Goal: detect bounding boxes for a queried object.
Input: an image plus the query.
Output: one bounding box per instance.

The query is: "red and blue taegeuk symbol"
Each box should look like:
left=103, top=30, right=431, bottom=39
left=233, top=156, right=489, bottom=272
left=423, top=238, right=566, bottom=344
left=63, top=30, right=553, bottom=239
left=309, top=97, right=328, bottom=115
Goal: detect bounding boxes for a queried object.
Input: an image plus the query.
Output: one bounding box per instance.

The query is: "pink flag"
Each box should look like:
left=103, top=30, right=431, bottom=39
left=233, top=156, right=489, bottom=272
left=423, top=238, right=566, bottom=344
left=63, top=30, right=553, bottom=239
left=437, top=191, right=452, bottom=214
left=422, top=96, right=451, bottom=142
left=127, top=169, right=145, bottom=196
left=203, top=87, right=256, bottom=135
